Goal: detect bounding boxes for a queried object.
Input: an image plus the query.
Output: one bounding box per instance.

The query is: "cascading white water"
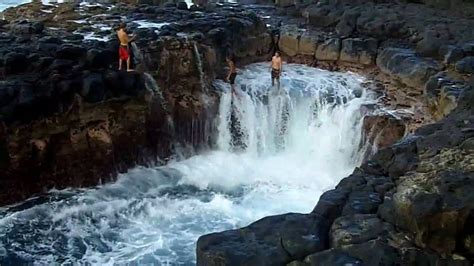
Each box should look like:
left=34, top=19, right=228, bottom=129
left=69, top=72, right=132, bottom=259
left=0, top=63, right=375, bottom=265
left=192, top=42, right=207, bottom=94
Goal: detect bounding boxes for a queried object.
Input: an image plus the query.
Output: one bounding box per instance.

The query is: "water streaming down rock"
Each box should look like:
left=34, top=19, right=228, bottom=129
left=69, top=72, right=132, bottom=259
left=192, top=41, right=207, bottom=94
left=143, top=72, right=164, bottom=101
left=130, top=42, right=144, bottom=69
left=0, top=63, right=376, bottom=265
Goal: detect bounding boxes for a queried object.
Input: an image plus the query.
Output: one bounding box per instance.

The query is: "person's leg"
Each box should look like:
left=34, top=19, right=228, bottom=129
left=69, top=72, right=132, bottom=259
left=277, top=76, right=280, bottom=91
left=271, top=70, right=275, bottom=87
left=127, top=58, right=131, bottom=71
left=118, top=59, right=122, bottom=70
left=232, top=83, right=237, bottom=97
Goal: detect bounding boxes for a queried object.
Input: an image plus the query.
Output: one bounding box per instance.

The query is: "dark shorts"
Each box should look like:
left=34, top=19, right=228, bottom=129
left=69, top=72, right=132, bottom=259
left=229, top=72, right=237, bottom=85
left=272, top=68, right=281, bottom=79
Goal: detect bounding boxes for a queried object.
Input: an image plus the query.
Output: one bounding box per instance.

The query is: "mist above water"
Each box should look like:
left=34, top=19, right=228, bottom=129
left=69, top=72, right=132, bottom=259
left=0, top=63, right=375, bottom=265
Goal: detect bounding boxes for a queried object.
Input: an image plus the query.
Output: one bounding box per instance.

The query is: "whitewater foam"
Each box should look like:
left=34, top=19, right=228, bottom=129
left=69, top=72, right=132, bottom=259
left=0, top=63, right=376, bottom=265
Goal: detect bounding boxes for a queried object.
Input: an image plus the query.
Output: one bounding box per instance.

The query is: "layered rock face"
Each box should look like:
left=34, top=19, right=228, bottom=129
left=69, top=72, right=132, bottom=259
left=197, top=79, right=474, bottom=266
left=197, top=0, right=474, bottom=265
left=1, top=0, right=474, bottom=264
left=0, top=1, right=273, bottom=205
left=274, top=0, right=473, bottom=125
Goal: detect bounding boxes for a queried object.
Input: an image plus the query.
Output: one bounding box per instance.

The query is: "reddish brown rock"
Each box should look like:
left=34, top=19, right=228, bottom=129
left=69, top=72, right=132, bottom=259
left=361, top=113, right=407, bottom=160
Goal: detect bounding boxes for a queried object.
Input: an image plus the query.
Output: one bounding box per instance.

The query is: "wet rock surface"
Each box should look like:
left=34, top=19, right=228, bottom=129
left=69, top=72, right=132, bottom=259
left=1, top=0, right=474, bottom=264
left=195, top=0, right=474, bottom=265
left=0, top=1, right=272, bottom=205
left=198, top=85, right=474, bottom=265
left=197, top=213, right=329, bottom=265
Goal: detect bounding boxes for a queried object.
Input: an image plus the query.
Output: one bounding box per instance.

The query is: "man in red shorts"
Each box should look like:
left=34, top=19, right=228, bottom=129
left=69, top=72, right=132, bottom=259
left=117, top=23, right=135, bottom=71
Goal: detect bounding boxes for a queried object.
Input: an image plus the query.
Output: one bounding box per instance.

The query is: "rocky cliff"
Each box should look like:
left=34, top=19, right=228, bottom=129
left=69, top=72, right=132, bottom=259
left=0, top=1, right=273, bottom=205
left=197, top=0, right=474, bottom=265
left=197, top=81, right=474, bottom=265
left=1, top=0, right=473, bottom=264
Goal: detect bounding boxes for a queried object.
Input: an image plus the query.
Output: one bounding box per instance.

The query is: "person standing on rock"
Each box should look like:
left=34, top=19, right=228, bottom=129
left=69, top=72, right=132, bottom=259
left=117, top=23, right=135, bottom=72
left=226, top=55, right=238, bottom=98
left=271, top=51, right=283, bottom=93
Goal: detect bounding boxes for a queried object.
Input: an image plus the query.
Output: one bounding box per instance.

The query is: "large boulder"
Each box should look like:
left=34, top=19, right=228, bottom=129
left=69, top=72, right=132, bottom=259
left=197, top=213, right=329, bottom=266
left=290, top=241, right=401, bottom=265
left=416, top=27, right=451, bottom=57
left=339, top=38, right=378, bottom=65
left=463, top=42, right=474, bottom=56
left=289, top=249, right=362, bottom=266
left=86, top=49, right=114, bottom=69
left=298, top=32, right=319, bottom=56
left=312, top=189, right=349, bottom=222
left=3, top=52, right=28, bottom=75
left=81, top=73, right=105, bottom=103
left=456, top=56, right=474, bottom=74
left=356, top=8, right=406, bottom=38
left=341, top=191, right=382, bottom=215
left=56, top=44, right=87, bottom=60
left=335, top=10, right=359, bottom=38
left=330, top=214, right=392, bottom=248
left=315, top=38, right=341, bottom=61
left=439, top=45, right=464, bottom=65
left=376, top=48, right=442, bottom=88
left=303, top=4, right=342, bottom=28
left=8, top=21, right=44, bottom=35
left=278, top=26, right=300, bottom=57
left=362, top=112, right=407, bottom=153
left=278, top=26, right=321, bottom=57
left=379, top=147, right=474, bottom=257
left=424, top=72, right=466, bottom=120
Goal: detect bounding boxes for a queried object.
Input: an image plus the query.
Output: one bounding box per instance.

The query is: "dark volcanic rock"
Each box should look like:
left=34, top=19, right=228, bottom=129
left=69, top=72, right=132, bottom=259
left=195, top=2, right=474, bottom=265
left=312, top=189, right=349, bottom=222
left=456, top=56, right=474, bottom=74
left=339, top=38, right=378, bottom=65
left=82, top=73, right=105, bottom=102
left=329, top=214, right=390, bottom=248
left=362, top=113, right=407, bottom=153
left=3, top=52, right=28, bottom=75
left=294, top=249, right=362, bottom=266
left=341, top=191, right=382, bottom=215
left=376, top=48, right=442, bottom=88
left=439, top=45, right=465, bottom=65
left=0, top=2, right=271, bottom=206
left=424, top=71, right=466, bottom=120
left=315, top=38, right=341, bottom=61
left=56, top=44, right=87, bottom=60
left=197, top=213, right=329, bottom=266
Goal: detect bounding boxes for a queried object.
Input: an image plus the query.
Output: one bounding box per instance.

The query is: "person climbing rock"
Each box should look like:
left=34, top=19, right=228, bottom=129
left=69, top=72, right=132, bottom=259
left=117, top=23, right=136, bottom=72
left=271, top=51, right=283, bottom=93
left=226, top=54, right=238, bottom=98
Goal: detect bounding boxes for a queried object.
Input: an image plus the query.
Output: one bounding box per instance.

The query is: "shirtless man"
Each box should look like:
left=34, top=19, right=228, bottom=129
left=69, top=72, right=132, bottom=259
left=226, top=55, right=238, bottom=98
left=271, top=51, right=283, bottom=91
left=117, top=23, right=135, bottom=71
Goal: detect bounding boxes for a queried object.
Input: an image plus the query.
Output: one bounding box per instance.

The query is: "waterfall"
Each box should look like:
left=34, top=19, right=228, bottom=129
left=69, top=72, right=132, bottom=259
left=0, top=63, right=376, bottom=265
left=143, top=72, right=163, bottom=98
left=216, top=63, right=372, bottom=166
left=192, top=41, right=207, bottom=94
left=130, top=42, right=144, bottom=69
